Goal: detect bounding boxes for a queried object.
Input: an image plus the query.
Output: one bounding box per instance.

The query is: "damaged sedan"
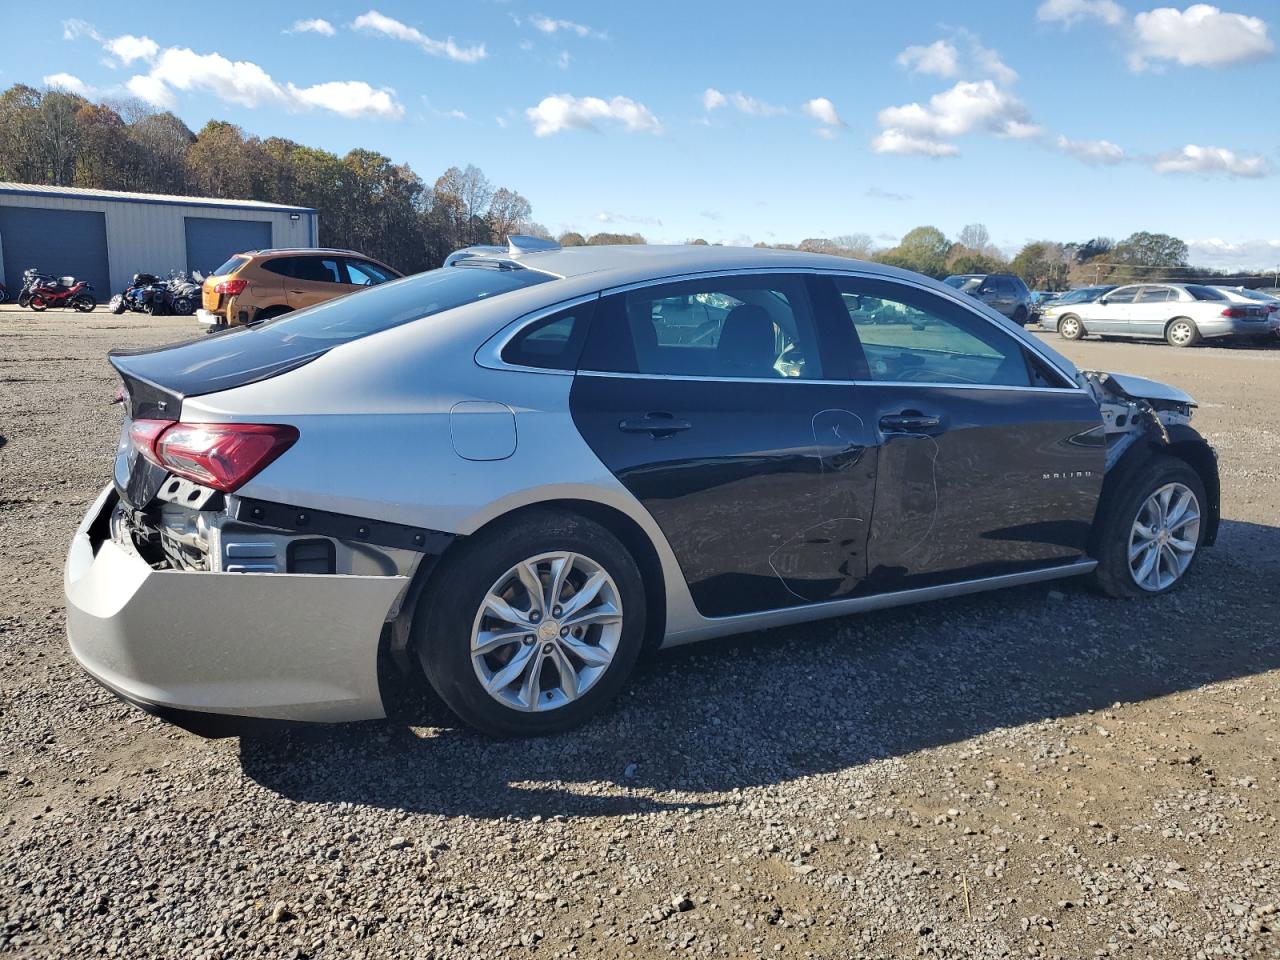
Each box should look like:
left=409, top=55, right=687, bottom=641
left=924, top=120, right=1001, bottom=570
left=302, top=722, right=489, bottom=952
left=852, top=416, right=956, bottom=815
left=65, top=242, right=1220, bottom=736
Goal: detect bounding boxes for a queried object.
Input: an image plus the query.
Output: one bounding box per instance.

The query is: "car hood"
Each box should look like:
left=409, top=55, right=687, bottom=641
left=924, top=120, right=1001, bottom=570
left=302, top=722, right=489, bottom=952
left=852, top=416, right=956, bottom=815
left=1086, top=370, right=1196, bottom=407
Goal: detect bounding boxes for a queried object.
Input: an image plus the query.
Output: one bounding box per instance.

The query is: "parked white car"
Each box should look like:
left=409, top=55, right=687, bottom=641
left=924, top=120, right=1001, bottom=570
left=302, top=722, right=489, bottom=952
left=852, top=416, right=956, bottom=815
left=1212, top=286, right=1280, bottom=318
left=1044, top=282, right=1278, bottom=346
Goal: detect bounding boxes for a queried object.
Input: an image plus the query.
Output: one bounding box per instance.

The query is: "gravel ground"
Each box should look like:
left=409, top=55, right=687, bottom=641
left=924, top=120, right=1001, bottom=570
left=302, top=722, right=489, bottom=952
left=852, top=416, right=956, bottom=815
left=2, top=308, right=1278, bottom=959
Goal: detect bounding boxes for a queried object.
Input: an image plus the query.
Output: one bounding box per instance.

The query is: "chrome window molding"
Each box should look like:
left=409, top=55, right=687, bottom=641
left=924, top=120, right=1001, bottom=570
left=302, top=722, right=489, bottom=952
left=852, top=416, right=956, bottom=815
left=474, top=292, right=602, bottom=376
left=475, top=266, right=1084, bottom=390
left=572, top=370, right=1083, bottom=393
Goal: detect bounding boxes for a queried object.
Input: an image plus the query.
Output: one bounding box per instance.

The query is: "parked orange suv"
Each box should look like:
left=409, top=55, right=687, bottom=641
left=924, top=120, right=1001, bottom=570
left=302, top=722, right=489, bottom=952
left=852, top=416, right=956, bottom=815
left=197, top=248, right=402, bottom=328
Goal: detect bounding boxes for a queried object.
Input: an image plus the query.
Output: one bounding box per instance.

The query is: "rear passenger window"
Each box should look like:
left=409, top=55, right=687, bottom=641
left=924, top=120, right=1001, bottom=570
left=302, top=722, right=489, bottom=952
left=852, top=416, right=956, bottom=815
left=345, top=259, right=396, bottom=285
left=261, top=257, right=300, bottom=279
left=829, top=276, right=1043, bottom=388
left=501, top=302, right=594, bottom=370
left=579, top=275, right=821, bottom=380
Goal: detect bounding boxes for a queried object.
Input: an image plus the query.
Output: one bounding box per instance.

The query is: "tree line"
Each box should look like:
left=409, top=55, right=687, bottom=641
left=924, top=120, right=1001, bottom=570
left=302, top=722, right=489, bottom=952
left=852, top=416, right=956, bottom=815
left=0, top=84, right=554, bottom=274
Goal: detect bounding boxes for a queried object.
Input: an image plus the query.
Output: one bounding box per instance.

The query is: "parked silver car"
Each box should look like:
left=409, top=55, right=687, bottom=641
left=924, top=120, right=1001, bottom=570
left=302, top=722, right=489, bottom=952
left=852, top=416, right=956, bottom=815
left=1043, top=282, right=1278, bottom=346
left=66, top=242, right=1220, bottom=736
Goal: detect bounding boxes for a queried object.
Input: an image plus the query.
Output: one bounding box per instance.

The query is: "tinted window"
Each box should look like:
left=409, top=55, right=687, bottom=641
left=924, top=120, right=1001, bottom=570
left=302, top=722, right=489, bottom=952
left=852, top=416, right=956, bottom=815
left=213, top=255, right=248, bottom=276
left=261, top=257, right=300, bottom=279
left=293, top=257, right=344, bottom=284
left=830, top=276, right=1038, bottom=388
left=501, top=301, right=594, bottom=370
left=580, top=274, right=821, bottom=380
left=1105, top=287, right=1139, bottom=304
left=1185, top=284, right=1226, bottom=301
left=254, top=265, right=555, bottom=342
left=345, top=259, right=397, bottom=285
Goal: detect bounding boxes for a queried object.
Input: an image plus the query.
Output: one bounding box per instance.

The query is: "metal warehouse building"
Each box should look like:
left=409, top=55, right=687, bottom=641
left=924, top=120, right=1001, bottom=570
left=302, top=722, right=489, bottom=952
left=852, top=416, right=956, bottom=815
left=0, top=183, right=317, bottom=297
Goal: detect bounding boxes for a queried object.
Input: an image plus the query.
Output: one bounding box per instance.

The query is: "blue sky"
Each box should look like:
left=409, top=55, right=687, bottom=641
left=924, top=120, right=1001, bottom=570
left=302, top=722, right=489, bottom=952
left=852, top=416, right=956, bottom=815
left=11, top=0, right=1280, bottom=270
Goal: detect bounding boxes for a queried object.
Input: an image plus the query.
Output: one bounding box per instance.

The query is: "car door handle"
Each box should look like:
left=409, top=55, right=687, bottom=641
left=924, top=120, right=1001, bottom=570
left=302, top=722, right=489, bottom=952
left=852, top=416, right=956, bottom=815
left=880, top=412, right=942, bottom=433
left=619, top=413, right=692, bottom=437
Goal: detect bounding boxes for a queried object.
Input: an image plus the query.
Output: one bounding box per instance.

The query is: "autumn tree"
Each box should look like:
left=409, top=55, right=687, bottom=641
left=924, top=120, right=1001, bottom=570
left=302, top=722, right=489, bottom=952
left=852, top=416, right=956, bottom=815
left=874, top=226, right=951, bottom=278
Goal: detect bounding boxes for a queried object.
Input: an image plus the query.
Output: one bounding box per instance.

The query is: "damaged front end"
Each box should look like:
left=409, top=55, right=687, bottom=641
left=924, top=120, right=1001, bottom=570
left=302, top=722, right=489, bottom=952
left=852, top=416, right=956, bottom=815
left=1079, top=369, right=1220, bottom=547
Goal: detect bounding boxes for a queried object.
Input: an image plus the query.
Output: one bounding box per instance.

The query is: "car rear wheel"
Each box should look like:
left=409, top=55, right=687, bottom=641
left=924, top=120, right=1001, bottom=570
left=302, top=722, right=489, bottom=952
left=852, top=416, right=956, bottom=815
left=1091, top=457, right=1205, bottom=598
left=415, top=510, right=647, bottom=736
left=1058, top=314, right=1084, bottom=340
left=1012, top=306, right=1028, bottom=326
left=1166, top=318, right=1200, bottom=347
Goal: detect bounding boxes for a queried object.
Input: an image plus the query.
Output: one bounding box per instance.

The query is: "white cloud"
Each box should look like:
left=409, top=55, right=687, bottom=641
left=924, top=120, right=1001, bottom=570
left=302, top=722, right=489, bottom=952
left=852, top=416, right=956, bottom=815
left=42, top=73, right=93, bottom=96
left=896, top=40, right=959, bottom=76
left=104, top=34, right=158, bottom=64
left=1186, top=238, right=1280, bottom=269
left=288, top=18, right=336, bottom=36
left=1153, top=144, right=1270, bottom=177
left=1056, top=134, right=1126, bottom=164
left=351, top=10, right=486, bottom=63
left=802, top=97, right=844, bottom=127
left=525, top=94, right=661, bottom=136
left=970, top=38, right=1018, bottom=85
left=1001, top=120, right=1043, bottom=139
left=878, top=80, right=1031, bottom=140
left=61, top=18, right=99, bottom=41
left=701, top=88, right=785, bottom=116
left=871, top=129, right=960, bottom=157
left=557, top=50, right=572, bottom=70
left=530, top=16, right=600, bottom=38
left=1131, top=4, right=1273, bottom=70
left=126, top=47, right=403, bottom=119
left=1036, top=0, right=1126, bottom=26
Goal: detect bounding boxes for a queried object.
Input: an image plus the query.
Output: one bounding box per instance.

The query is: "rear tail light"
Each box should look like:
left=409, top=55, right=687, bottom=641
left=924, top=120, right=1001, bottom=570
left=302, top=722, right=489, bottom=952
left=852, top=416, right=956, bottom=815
left=1221, top=307, right=1248, bottom=318
left=129, top=419, right=298, bottom=491
left=214, top=278, right=248, bottom=296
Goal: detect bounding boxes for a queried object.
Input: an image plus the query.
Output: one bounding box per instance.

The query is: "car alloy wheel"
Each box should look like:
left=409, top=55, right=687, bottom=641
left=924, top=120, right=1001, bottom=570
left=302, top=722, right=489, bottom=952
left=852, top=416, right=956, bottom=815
left=1059, top=316, right=1081, bottom=339
left=1167, top=320, right=1197, bottom=347
left=1127, top=482, right=1200, bottom=592
left=470, top=551, right=623, bottom=712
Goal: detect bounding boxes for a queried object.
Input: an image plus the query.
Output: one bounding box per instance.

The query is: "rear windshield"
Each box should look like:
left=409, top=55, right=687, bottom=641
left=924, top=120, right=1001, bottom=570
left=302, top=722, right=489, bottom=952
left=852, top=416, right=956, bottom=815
left=213, top=255, right=248, bottom=276
left=109, top=265, right=557, bottom=400
left=253, top=265, right=554, bottom=343
left=943, top=276, right=983, bottom=292
left=1185, top=284, right=1226, bottom=301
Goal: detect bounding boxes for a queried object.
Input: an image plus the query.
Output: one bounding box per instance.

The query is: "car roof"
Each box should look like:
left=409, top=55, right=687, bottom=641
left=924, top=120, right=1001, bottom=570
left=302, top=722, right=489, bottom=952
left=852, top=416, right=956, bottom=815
left=246, top=248, right=366, bottom=257
left=465, top=243, right=935, bottom=289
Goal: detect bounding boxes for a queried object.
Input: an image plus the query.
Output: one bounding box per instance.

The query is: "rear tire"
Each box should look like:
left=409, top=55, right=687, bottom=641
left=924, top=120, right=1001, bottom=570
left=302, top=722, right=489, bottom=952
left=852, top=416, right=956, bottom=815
left=1012, top=306, right=1028, bottom=326
left=1091, top=456, right=1206, bottom=598
left=252, top=305, right=292, bottom=324
left=1166, top=317, right=1199, bottom=347
left=108, top=294, right=126, bottom=315
left=72, top=293, right=96, bottom=312
left=1058, top=314, right=1084, bottom=340
left=414, top=510, right=647, bottom=737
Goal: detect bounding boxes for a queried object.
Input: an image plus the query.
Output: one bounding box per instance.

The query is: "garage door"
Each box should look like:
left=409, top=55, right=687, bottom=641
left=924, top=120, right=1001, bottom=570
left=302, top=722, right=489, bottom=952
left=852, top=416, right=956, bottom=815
left=184, top=217, right=273, bottom=276
left=0, top=206, right=110, bottom=294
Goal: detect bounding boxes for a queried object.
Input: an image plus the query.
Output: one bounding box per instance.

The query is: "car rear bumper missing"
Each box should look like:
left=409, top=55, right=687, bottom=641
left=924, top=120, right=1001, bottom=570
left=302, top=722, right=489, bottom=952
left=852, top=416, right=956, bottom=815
left=65, top=486, right=410, bottom=727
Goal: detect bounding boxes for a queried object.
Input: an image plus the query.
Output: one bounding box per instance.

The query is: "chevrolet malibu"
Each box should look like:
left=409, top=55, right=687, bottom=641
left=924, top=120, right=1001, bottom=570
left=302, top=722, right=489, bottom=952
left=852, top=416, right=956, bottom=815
left=66, top=241, right=1220, bottom=737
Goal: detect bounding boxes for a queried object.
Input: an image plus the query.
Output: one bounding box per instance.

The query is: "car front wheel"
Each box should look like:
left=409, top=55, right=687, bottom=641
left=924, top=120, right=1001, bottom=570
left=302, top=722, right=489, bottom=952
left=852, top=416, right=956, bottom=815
left=1058, top=314, right=1084, bottom=340
left=1091, top=457, right=1205, bottom=598
left=415, top=510, right=647, bottom=736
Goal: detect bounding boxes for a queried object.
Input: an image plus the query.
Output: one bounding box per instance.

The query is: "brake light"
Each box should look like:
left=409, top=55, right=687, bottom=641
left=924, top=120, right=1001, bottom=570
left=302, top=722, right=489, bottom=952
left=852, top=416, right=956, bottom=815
left=215, top=278, right=248, bottom=296
left=128, top=419, right=298, bottom=491
left=1221, top=307, right=1249, bottom=318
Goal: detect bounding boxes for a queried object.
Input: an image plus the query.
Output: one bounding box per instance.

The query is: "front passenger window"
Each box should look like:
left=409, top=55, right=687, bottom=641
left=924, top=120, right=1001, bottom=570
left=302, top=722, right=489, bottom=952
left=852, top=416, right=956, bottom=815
left=831, top=277, right=1038, bottom=387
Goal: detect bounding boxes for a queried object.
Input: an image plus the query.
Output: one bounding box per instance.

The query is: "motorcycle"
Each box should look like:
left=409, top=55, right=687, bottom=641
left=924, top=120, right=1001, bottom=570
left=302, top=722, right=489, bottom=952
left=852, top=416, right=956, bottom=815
left=17, top=268, right=55, bottom=308
left=165, top=271, right=200, bottom=316
left=109, top=271, right=202, bottom=316
left=26, top=273, right=96, bottom=312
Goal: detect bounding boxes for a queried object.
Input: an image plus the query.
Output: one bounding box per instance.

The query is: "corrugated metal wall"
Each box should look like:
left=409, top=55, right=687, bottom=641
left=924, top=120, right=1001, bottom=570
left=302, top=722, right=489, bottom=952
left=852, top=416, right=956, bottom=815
left=0, top=194, right=316, bottom=294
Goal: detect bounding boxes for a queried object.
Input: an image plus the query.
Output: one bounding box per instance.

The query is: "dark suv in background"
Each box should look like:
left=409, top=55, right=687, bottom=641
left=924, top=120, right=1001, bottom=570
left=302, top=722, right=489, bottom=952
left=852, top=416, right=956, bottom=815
left=944, top=273, right=1033, bottom=326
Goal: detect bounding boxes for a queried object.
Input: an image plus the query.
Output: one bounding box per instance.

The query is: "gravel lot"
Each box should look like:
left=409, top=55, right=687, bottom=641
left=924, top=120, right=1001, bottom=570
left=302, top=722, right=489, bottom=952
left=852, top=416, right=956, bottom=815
left=2, top=308, right=1278, bottom=959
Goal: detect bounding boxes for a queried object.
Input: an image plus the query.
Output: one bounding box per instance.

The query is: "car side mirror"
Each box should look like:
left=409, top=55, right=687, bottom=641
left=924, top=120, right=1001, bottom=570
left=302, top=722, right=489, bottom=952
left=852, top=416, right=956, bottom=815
left=1097, top=297, right=1109, bottom=305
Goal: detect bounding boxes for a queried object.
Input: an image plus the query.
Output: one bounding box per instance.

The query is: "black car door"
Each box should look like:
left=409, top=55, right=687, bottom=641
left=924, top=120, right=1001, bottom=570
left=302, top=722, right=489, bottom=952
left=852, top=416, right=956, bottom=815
left=815, top=274, right=1105, bottom=592
left=569, top=273, right=881, bottom=618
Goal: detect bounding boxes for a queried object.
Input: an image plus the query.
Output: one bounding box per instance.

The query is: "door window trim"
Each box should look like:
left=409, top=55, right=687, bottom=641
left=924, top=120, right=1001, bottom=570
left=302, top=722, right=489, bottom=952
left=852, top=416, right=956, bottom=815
left=475, top=268, right=1087, bottom=392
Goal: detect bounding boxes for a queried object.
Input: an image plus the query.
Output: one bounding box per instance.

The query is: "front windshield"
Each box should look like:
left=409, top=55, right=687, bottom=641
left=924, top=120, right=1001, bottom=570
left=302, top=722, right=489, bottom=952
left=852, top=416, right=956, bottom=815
left=1056, top=289, right=1089, bottom=304
left=253, top=265, right=555, bottom=344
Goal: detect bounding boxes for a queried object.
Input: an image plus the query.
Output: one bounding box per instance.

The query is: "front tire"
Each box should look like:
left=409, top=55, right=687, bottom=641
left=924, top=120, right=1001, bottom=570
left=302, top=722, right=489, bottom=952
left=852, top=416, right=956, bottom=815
left=415, top=510, right=647, bottom=736
left=1058, top=314, right=1084, bottom=340
left=1012, top=306, right=1028, bottom=326
left=28, top=296, right=46, bottom=312
left=1166, top=317, right=1199, bottom=347
left=1091, top=456, right=1205, bottom=598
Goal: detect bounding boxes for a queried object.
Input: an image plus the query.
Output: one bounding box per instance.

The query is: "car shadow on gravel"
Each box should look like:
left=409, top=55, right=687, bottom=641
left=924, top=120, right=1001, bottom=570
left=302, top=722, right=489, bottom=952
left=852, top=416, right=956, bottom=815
left=240, top=519, right=1280, bottom=818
